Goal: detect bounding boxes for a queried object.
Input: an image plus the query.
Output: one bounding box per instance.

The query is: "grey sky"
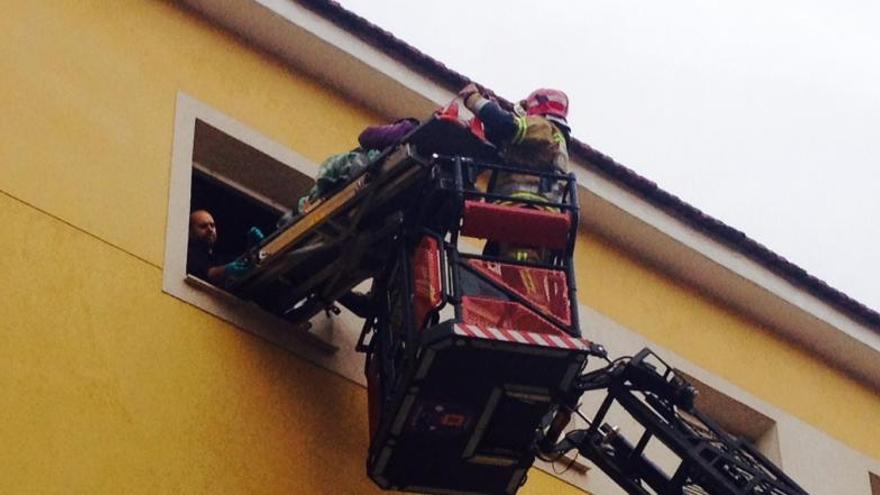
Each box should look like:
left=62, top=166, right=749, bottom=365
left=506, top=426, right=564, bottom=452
left=339, top=0, right=880, bottom=312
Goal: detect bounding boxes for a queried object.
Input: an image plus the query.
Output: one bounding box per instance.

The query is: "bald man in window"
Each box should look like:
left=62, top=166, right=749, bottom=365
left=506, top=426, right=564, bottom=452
left=187, top=209, right=248, bottom=284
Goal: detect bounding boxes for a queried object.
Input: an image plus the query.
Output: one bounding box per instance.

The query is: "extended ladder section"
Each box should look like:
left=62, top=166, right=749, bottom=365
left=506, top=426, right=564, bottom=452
left=544, top=350, right=810, bottom=495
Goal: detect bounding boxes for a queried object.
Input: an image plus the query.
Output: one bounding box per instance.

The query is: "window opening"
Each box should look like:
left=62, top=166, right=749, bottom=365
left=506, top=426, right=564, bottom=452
left=186, top=118, right=311, bottom=283
left=190, top=169, right=279, bottom=267
left=164, top=93, right=339, bottom=356
left=677, top=371, right=781, bottom=465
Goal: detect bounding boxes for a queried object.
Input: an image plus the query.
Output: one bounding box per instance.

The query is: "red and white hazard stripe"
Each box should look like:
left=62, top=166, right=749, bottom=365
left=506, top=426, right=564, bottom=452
left=454, top=323, right=590, bottom=351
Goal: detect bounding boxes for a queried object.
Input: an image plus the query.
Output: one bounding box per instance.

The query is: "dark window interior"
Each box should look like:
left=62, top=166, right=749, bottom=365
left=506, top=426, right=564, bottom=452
left=187, top=119, right=313, bottom=271
left=190, top=171, right=282, bottom=261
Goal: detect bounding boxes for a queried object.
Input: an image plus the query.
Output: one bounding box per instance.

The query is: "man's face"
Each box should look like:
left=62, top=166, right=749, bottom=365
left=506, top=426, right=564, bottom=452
left=190, top=210, right=217, bottom=246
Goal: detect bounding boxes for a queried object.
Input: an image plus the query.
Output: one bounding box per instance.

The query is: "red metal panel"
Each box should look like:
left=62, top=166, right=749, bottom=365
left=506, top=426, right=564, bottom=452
left=466, top=259, right=571, bottom=326
left=412, top=236, right=443, bottom=329
left=460, top=295, right=568, bottom=338
left=460, top=200, right=571, bottom=250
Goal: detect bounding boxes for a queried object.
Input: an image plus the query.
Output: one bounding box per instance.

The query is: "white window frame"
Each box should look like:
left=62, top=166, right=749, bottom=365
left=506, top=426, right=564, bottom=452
left=676, top=370, right=782, bottom=465
left=163, top=92, right=363, bottom=366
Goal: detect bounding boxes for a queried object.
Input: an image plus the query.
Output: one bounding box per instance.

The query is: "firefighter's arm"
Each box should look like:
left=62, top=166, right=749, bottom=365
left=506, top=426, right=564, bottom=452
left=459, top=84, right=522, bottom=145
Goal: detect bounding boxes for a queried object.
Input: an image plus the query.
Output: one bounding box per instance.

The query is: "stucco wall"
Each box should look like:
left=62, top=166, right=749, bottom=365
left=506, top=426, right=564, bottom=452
left=0, top=0, right=375, bottom=269
left=0, top=192, right=585, bottom=494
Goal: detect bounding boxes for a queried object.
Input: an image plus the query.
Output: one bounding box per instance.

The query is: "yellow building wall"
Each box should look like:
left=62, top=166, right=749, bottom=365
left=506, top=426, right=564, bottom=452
left=0, top=1, right=587, bottom=493
left=0, top=193, right=584, bottom=494
left=0, top=0, right=372, bottom=270
left=0, top=0, right=876, bottom=493
left=0, top=192, right=371, bottom=492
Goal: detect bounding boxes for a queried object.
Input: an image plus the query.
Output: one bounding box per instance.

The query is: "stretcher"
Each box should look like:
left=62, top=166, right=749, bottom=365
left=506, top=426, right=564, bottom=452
left=227, top=116, right=497, bottom=323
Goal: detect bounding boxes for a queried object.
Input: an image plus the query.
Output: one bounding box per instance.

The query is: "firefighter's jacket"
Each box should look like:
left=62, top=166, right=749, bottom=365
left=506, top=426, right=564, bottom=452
left=476, top=102, right=569, bottom=205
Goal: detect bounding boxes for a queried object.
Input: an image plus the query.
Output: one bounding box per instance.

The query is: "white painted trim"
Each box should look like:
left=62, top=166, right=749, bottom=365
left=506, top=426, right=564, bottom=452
left=163, top=92, right=375, bottom=380
left=573, top=165, right=880, bottom=388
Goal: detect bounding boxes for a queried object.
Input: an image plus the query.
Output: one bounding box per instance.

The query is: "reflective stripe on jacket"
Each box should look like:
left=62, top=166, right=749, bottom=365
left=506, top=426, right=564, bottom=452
left=493, top=115, right=569, bottom=204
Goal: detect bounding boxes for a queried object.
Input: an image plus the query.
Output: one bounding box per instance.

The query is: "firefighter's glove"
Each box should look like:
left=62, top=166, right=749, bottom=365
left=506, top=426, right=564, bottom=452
left=458, top=83, right=480, bottom=101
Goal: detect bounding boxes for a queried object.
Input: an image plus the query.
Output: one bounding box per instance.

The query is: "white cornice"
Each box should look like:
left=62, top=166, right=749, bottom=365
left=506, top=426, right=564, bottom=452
left=573, top=163, right=880, bottom=388
left=179, top=0, right=880, bottom=389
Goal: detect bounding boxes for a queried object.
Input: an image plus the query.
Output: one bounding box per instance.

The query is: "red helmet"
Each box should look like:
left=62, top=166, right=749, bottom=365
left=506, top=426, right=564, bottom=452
left=523, top=88, right=569, bottom=122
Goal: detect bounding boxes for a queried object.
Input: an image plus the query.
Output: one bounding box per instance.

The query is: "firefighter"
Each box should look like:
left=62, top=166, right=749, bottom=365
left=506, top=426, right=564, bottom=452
left=459, top=84, right=571, bottom=262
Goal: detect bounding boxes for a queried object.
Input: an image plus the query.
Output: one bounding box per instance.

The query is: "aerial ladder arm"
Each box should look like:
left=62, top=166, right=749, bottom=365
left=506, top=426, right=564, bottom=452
left=541, top=349, right=810, bottom=495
